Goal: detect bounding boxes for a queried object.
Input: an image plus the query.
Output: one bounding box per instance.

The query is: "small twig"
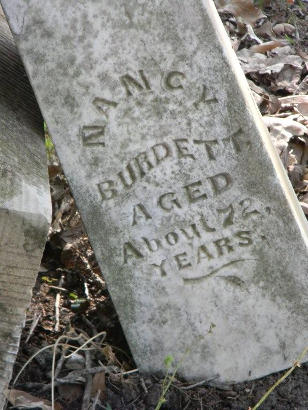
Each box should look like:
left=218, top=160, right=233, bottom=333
left=183, top=400, right=191, bottom=410
left=120, top=368, right=139, bottom=376
left=58, top=366, right=110, bottom=381
left=48, top=285, right=68, bottom=292
left=127, top=393, right=141, bottom=407
left=54, top=365, right=138, bottom=388
left=15, top=382, right=45, bottom=389
left=40, top=378, right=84, bottom=393
left=181, top=380, right=208, bottom=390
left=65, top=331, right=107, bottom=359
left=181, top=376, right=218, bottom=390
left=92, top=390, right=101, bottom=409
left=54, top=274, right=64, bottom=332
left=25, top=312, right=41, bottom=343
left=81, top=315, right=98, bottom=337
left=55, top=377, right=85, bottom=384
left=140, top=377, right=148, bottom=394
left=84, top=281, right=90, bottom=299
left=56, top=365, right=139, bottom=387
left=52, top=335, right=68, bottom=410
left=81, top=349, right=93, bottom=409
left=55, top=346, right=68, bottom=379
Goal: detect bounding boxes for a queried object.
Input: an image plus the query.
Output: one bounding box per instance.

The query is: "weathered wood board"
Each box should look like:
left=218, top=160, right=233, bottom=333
left=2, top=0, right=307, bottom=384
left=0, top=9, right=51, bottom=407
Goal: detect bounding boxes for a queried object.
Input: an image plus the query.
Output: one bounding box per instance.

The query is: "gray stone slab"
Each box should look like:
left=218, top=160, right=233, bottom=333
left=2, top=0, right=308, bottom=384
left=0, top=9, right=51, bottom=407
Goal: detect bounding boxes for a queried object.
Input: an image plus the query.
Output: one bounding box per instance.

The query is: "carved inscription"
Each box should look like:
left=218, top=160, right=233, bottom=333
left=81, top=68, right=263, bottom=284
left=97, top=129, right=249, bottom=203
left=164, top=71, right=186, bottom=90
left=79, top=70, right=219, bottom=148
left=124, top=224, right=256, bottom=278
left=81, top=98, right=118, bottom=146
left=120, top=70, right=151, bottom=96
left=81, top=125, right=106, bottom=146
left=122, top=195, right=267, bottom=282
left=193, top=85, right=218, bottom=108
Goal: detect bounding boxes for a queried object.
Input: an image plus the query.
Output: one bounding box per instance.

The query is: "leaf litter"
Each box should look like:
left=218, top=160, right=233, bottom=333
left=6, top=1, right=308, bottom=409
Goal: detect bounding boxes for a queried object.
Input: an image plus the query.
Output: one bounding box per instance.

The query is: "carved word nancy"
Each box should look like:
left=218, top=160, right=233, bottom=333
left=80, top=70, right=219, bottom=147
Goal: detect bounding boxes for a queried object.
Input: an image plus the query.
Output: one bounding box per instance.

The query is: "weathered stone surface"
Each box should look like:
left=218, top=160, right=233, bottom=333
left=2, top=0, right=308, bottom=384
left=0, top=9, right=51, bottom=407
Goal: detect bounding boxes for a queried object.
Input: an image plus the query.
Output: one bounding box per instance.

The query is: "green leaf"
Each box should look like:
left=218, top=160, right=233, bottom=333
left=41, top=276, right=57, bottom=283
left=69, top=292, right=78, bottom=300
left=164, top=354, right=174, bottom=369
left=284, top=34, right=295, bottom=45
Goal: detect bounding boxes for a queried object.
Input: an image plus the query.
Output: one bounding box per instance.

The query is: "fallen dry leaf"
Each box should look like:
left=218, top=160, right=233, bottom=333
left=263, top=116, right=308, bottom=137
left=250, top=40, right=286, bottom=54
left=279, top=95, right=308, bottom=106
left=91, top=371, right=106, bottom=401
left=48, top=164, right=62, bottom=179
left=296, top=75, right=308, bottom=95
left=301, top=192, right=308, bottom=204
left=300, top=202, right=308, bottom=215
left=263, top=116, right=308, bottom=156
left=5, top=389, right=62, bottom=410
left=217, top=0, right=266, bottom=26
left=238, top=46, right=304, bottom=93
left=273, top=23, right=296, bottom=37
left=248, top=79, right=280, bottom=114
left=298, top=103, right=308, bottom=118
left=254, top=20, right=274, bottom=38
left=239, top=24, right=262, bottom=50
left=279, top=95, right=308, bottom=118
left=57, top=384, right=83, bottom=403
left=287, top=144, right=307, bottom=188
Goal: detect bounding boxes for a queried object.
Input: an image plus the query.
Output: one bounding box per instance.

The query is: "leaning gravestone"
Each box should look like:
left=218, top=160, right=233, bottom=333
left=0, top=9, right=51, bottom=407
left=2, top=0, right=308, bottom=384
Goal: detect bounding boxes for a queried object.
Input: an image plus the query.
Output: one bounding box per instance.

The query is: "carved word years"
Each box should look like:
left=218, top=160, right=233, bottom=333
left=124, top=228, right=254, bottom=279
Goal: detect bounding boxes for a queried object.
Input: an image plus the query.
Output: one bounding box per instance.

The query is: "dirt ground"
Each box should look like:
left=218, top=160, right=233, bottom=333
left=5, top=1, right=308, bottom=409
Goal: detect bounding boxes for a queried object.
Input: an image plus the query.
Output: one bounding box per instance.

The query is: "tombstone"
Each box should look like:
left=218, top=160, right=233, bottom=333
left=2, top=0, right=307, bottom=384
left=0, top=9, right=51, bottom=407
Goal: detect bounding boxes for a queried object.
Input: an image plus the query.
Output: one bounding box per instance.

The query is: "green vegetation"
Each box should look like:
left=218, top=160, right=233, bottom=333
left=44, top=122, right=55, bottom=160
left=249, top=346, right=308, bottom=410
left=155, top=355, right=177, bottom=410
